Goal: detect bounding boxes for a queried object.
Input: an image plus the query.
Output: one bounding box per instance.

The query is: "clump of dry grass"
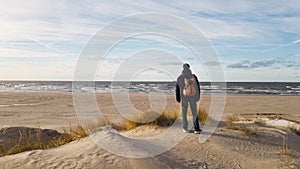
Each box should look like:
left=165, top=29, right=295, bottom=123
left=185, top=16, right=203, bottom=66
left=0, top=123, right=91, bottom=157
left=68, top=124, right=88, bottom=139
left=122, top=110, right=179, bottom=131
left=84, top=116, right=113, bottom=133
left=225, top=123, right=259, bottom=137
left=198, top=107, right=208, bottom=124
left=225, top=115, right=241, bottom=123
left=120, top=107, right=210, bottom=131
left=225, top=114, right=259, bottom=137
left=0, top=127, right=72, bottom=157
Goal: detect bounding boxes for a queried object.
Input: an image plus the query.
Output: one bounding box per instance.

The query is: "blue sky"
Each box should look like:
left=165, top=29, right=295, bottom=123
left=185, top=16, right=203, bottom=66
left=0, top=0, right=299, bottom=82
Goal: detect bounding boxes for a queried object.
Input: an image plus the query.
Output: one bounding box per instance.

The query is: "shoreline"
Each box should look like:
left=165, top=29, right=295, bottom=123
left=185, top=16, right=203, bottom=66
left=1, top=91, right=300, bottom=96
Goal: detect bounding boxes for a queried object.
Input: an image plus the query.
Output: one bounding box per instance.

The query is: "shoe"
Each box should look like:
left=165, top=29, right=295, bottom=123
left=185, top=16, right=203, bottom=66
left=183, top=129, right=189, bottom=133
left=194, top=130, right=202, bottom=134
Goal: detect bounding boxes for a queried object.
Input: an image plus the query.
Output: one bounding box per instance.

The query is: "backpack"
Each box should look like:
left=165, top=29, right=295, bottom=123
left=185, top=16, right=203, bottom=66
left=183, top=77, right=196, bottom=97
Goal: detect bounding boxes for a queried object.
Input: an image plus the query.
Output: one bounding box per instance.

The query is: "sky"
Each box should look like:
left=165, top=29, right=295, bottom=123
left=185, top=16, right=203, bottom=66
left=0, top=0, right=300, bottom=82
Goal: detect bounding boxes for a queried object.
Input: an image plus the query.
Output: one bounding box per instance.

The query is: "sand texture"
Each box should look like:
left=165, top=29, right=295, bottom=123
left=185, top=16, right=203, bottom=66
left=0, top=92, right=299, bottom=168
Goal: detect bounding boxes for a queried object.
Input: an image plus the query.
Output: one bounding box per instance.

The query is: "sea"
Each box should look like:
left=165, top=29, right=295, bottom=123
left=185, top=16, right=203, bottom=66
left=0, top=81, right=299, bottom=95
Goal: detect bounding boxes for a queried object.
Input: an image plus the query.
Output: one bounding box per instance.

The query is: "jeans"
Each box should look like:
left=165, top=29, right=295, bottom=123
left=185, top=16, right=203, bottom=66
left=181, top=97, right=200, bottom=131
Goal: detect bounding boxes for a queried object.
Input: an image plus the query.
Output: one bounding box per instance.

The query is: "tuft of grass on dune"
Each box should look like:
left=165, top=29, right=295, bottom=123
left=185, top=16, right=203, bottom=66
left=225, top=123, right=259, bottom=137
left=224, top=114, right=259, bottom=137
left=225, top=115, right=241, bottom=123
left=198, top=107, right=209, bottom=124
left=84, top=116, right=112, bottom=134
left=67, top=124, right=88, bottom=139
left=0, top=124, right=90, bottom=157
left=122, top=110, right=179, bottom=131
left=122, top=107, right=210, bottom=131
left=0, top=127, right=71, bottom=157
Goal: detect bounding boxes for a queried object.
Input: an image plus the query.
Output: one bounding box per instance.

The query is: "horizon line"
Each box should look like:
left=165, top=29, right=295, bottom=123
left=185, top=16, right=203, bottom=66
left=0, top=80, right=299, bottom=83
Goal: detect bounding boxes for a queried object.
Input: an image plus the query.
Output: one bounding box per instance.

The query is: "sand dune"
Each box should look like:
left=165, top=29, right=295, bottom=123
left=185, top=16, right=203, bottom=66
left=0, top=125, right=299, bottom=169
left=0, top=93, right=299, bottom=168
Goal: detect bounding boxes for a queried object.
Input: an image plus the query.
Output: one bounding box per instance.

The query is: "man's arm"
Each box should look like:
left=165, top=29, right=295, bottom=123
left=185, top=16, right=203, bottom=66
left=176, top=82, right=181, bottom=103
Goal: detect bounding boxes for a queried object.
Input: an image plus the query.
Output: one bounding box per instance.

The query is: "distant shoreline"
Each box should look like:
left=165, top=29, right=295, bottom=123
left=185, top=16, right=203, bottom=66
left=0, top=81, right=299, bottom=95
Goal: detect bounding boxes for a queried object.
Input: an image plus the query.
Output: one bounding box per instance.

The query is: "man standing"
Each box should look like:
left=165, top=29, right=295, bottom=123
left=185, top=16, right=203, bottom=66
left=176, top=63, right=201, bottom=133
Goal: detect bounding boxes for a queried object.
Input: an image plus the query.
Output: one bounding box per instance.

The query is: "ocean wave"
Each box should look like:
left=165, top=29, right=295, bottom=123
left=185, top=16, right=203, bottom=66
left=0, top=81, right=299, bottom=95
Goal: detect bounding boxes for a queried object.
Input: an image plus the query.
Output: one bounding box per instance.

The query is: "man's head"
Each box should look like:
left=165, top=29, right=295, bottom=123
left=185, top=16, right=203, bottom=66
left=183, top=63, right=190, bottom=70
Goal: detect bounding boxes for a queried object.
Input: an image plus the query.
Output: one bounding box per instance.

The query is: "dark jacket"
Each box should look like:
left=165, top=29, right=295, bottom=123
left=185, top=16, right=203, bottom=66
left=176, top=73, right=200, bottom=103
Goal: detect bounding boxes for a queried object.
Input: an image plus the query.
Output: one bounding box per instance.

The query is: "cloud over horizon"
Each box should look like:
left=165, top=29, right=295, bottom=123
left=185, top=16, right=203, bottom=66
left=0, top=0, right=300, bottom=81
left=227, top=56, right=300, bottom=70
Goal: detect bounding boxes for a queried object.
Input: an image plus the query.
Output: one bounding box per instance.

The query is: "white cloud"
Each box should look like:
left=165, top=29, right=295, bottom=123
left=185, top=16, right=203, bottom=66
left=293, top=39, right=300, bottom=44
left=1, top=0, right=300, bottom=81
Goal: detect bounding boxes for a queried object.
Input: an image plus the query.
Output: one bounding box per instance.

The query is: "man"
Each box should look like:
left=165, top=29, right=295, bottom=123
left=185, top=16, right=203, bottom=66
left=176, top=63, right=201, bottom=133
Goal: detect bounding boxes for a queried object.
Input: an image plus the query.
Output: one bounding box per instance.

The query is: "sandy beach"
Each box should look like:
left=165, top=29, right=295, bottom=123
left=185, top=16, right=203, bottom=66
left=0, top=92, right=299, bottom=168
left=0, top=92, right=299, bottom=130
